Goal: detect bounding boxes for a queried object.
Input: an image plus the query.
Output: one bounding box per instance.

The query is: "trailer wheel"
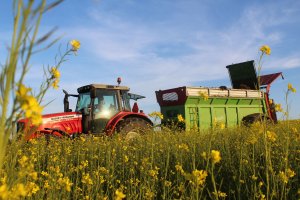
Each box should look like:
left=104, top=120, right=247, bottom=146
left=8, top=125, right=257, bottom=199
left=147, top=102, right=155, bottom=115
left=117, top=117, right=152, bottom=140
left=242, top=113, right=272, bottom=126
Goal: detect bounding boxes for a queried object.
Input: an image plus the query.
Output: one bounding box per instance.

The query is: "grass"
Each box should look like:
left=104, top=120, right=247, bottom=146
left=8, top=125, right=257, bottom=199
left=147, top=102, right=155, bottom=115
left=0, top=121, right=299, bottom=199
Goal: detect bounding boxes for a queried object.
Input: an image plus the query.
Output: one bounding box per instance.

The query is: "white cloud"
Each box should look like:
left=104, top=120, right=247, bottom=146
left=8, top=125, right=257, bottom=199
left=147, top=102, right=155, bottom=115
left=46, top=1, right=299, bottom=115
left=267, top=56, right=300, bottom=70
left=2, top=0, right=298, bottom=116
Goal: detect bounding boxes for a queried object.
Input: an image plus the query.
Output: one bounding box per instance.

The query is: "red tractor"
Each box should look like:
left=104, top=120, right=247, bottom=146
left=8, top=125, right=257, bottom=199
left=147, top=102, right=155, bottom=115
left=17, top=80, right=153, bottom=140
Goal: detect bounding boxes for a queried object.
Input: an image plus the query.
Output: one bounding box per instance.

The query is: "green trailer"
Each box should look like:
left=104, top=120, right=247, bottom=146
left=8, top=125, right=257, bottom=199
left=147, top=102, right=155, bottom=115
left=155, top=61, right=283, bottom=130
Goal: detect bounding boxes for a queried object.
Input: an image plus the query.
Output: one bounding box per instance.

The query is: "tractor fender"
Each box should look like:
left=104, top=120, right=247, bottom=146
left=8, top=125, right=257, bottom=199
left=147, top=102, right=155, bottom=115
left=105, top=112, right=153, bottom=136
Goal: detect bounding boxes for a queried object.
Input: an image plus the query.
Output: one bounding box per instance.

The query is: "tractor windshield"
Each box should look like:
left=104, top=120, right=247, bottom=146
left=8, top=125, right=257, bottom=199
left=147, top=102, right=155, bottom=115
left=93, top=89, right=119, bottom=118
left=75, top=92, right=91, bottom=112
left=92, top=89, right=119, bottom=133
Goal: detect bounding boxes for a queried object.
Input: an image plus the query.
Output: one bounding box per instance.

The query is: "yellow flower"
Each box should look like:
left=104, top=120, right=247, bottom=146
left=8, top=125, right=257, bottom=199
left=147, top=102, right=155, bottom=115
left=26, top=182, right=40, bottom=196
left=145, top=190, right=154, bottom=199
left=44, top=180, right=50, bottom=189
left=199, top=92, right=209, bottom=101
left=291, top=127, right=298, bottom=133
left=58, top=177, right=73, bottom=192
left=41, top=171, right=49, bottom=177
left=177, top=114, right=185, bottom=122
left=148, top=166, right=160, bottom=180
left=175, top=164, right=185, bottom=175
left=29, top=172, right=38, bottom=180
left=18, top=155, right=28, bottom=168
left=1, top=176, right=7, bottom=185
left=287, top=168, right=296, bottom=178
left=81, top=160, right=89, bottom=168
left=266, top=131, right=277, bottom=142
left=16, top=84, right=32, bottom=99
left=216, top=191, right=227, bottom=198
left=201, top=152, right=207, bottom=159
left=211, top=150, right=221, bottom=164
left=82, top=173, right=93, bottom=185
left=115, top=189, right=126, bottom=200
left=164, top=181, right=172, bottom=187
left=279, top=171, right=289, bottom=184
left=178, top=143, right=189, bottom=152
left=260, top=45, right=271, bottom=55
left=275, top=104, right=283, bottom=112
left=242, top=159, right=249, bottom=165
left=287, top=83, right=296, bottom=93
left=70, top=40, right=80, bottom=51
left=192, top=169, right=208, bottom=186
left=259, top=194, right=266, bottom=200
left=251, top=174, right=258, bottom=181
left=14, top=184, right=27, bottom=197
left=51, top=67, right=60, bottom=89
left=80, top=136, right=86, bottom=142
left=148, top=111, right=164, bottom=120
left=0, top=184, right=8, bottom=199
left=220, top=123, right=225, bottom=130
left=29, top=139, right=37, bottom=144
left=124, top=155, right=129, bottom=163
left=17, top=84, right=43, bottom=125
left=27, top=109, right=43, bottom=125
left=52, top=78, right=60, bottom=90
left=269, top=99, right=273, bottom=104
left=51, top=67, right=60, bottom=79
left=98, top=167, right=109, bottom=174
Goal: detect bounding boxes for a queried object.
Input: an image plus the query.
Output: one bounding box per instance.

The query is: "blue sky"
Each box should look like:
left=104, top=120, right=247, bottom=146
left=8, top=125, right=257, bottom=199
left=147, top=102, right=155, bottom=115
left=1, top=0, right=300, bottom=119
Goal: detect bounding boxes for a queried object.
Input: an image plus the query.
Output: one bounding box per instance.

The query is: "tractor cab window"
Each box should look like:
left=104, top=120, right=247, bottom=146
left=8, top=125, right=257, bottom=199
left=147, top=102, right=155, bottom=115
left=94, top=89, right=119, bottom=119
left=121, top=91, right=131, bottom=111
left=75, top=92, right=91, bottom=113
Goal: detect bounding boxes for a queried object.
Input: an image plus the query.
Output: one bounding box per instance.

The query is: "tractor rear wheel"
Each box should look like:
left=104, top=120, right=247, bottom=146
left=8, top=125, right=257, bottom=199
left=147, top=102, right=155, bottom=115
left=117, top=117, right=152, bottom=140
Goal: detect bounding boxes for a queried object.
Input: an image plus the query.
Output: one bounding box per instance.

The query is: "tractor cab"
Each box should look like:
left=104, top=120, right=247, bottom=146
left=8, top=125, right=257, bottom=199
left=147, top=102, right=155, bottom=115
left=63, top=83, right=146, bottom=134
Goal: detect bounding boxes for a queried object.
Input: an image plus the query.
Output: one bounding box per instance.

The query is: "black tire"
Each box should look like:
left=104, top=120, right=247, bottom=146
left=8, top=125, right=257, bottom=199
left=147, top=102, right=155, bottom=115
left=117, top=117, right=152, bottom=140
left=242, top=113, right=272, bottom=126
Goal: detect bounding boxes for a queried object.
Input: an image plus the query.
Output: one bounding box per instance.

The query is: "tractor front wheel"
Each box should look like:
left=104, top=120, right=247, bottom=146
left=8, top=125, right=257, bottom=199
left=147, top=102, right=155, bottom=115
left=117, top=117, right=152, bottom=140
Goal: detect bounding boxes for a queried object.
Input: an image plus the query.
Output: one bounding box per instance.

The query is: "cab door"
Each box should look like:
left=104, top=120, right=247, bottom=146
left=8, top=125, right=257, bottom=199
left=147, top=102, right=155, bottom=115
left=91, top=89, right=120, bottom=133
left=75, top=92, right=92, bottom=134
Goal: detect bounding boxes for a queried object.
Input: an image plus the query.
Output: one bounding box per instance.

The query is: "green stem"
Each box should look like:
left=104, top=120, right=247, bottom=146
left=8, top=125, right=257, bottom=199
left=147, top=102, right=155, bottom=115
left=0, top=0, right=23, bottom=169
left=211, top=164, right=219, bottom=200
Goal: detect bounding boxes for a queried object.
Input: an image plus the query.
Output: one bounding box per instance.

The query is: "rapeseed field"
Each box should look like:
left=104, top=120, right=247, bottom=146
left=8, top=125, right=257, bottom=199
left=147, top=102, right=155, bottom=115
left=1, top=121, right=299, bottom=199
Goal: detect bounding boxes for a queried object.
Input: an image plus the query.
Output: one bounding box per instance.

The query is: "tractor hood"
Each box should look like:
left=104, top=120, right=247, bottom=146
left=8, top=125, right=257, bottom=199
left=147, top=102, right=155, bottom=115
left=17, top=112, right=82, bottom=140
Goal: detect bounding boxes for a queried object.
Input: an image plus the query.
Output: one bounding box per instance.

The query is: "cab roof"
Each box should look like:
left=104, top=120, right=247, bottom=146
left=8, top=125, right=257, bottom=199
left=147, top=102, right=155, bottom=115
left=77, top=84, right=129, bottom=93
